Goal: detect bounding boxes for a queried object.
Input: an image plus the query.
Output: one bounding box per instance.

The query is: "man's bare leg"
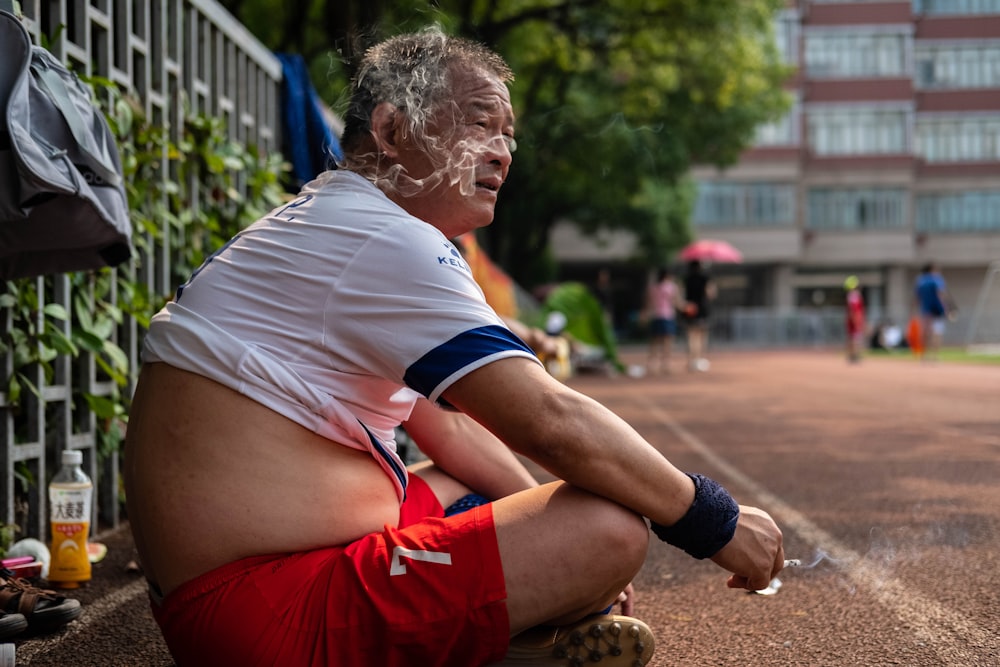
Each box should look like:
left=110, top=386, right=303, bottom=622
left=489, top=483, right=654, bottom=665
left=413, top=467, right=654, bottom=664
left=492, top=483, right=648, bottom=633
left=411, top=470, right=648, bottom=630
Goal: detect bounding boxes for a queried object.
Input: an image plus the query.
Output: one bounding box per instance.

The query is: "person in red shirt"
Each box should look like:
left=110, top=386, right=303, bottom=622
left=844, top=275, right=866, bottom=363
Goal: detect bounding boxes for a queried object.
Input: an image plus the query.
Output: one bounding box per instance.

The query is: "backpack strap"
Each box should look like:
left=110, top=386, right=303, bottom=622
left=29, top=53, right=122, bottom=187
left=0, top=3, right=30, bottom=171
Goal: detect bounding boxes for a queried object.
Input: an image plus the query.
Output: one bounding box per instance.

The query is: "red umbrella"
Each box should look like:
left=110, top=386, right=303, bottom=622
left=678, top=239, right=743, bottom=263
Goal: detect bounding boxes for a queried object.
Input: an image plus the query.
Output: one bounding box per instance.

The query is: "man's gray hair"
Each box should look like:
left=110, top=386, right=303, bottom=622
left=339, top=26, right=512, bottom=173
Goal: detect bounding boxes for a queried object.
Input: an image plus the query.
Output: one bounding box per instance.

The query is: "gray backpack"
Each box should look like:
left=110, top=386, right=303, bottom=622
left=0, top=1, right=132, bottom=280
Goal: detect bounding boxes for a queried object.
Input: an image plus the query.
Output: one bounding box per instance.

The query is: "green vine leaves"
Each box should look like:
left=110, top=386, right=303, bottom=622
left=1, top=72, right=289, bottom=465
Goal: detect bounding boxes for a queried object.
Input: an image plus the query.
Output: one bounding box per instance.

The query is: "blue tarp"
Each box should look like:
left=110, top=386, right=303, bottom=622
left=276, top=53, right=343, bottom=188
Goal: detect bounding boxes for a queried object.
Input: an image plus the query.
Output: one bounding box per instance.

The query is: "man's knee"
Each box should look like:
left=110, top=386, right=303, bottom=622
left=564, top=489, right=649, bottom=567
left=597, top=501, right=650, bottom=566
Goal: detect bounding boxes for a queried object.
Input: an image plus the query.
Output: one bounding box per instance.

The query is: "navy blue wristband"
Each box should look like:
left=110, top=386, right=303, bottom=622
left=649, top=473, right=740, bottom=559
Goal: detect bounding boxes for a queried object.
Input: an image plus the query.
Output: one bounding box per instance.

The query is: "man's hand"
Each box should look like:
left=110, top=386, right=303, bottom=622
left=523, top=326, right=563, bottom=359
left=615, top=582, right=636, bottom=616
left=710, top=505, right=784, bottom=591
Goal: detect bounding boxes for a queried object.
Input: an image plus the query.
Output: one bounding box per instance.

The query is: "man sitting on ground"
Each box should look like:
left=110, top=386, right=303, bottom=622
left=124, top=27, right=784, bottom=667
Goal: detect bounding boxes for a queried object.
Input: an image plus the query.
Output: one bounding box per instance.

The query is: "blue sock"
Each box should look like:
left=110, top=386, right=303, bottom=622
left=444, top=493, right=490, bottom=517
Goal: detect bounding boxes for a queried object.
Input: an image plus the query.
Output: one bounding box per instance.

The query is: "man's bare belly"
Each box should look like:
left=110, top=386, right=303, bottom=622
left=124, top=363, right=400, bottom=597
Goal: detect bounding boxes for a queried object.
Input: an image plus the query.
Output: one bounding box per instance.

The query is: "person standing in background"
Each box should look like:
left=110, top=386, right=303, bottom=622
left=844, top=275, right=866, bottom=363
left=913, top=262, right=956, bottom=360
left=594, top=268, right=615, bottom=330
left=644, top=267, right=680, bottom=375
left=682, top=260, right=715, bottom=372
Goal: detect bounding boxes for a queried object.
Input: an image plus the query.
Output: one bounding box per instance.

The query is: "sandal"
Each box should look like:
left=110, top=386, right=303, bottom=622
left=0, top=572, right=81, bottom=634
left=0, top=612, right=26, bottom=641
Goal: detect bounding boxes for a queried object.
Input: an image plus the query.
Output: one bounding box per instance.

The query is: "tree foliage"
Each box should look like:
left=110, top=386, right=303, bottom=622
left=221, top=0, right=791, bottom=286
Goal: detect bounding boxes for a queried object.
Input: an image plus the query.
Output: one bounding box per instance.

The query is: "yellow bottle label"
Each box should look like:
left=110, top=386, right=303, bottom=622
left=49, top=483, right=92, bottom=585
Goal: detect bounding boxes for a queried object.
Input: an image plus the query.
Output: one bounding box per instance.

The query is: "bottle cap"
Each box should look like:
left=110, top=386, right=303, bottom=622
left=61, top=450, right=83, bottom=466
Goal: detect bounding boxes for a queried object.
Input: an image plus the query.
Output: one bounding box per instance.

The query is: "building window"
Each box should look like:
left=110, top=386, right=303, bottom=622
left=914, top=0, right=1000, bottom=15
left=915, top=42, right=1000, bottom=89
left=805, top=31, right=909, bottom=78
left=808, top=107, right=910, bottom=155
left=774, top=10, right=800, bottom=65
left=917, top=190, right=1000, bottom=231
left=917, top=115, right=1000, bottom=162
left=693, top=182, right=796, bottom=227
left=755, top=96, right=799, bottom=146
left=807, top=188, right=908, bottom=230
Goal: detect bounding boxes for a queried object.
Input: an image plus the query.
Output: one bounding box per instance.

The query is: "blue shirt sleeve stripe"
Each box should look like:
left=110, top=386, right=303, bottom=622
left=403, top=325, right=536, bottom=398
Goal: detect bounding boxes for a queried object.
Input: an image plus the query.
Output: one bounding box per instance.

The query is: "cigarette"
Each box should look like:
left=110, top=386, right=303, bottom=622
left=783, top=559, right=801, bottom=568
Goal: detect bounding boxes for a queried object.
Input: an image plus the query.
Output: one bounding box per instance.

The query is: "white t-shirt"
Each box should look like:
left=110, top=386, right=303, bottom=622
left=142, top=170, right=539, bottom=501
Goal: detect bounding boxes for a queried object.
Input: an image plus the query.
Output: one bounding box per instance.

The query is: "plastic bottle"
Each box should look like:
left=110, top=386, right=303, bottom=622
left=48, top=450, right=92, bottom=588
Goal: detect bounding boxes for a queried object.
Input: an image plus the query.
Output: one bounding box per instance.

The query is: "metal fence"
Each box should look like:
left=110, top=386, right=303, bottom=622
left=706, top=306, right=979, bottom=350
left=1, top=0, right=281, bottom=543
left=714, top=307, right=850, bottom=349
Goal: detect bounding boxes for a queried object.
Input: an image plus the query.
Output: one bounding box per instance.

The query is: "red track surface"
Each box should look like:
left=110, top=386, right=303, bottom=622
left=567, top=348, right=1000, bottom=667
left=16, top=349, right=1000, bottom=666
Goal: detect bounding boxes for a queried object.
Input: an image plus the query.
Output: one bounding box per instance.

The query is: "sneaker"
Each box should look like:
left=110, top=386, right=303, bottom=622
left=492, top=614, right=655, bottom=666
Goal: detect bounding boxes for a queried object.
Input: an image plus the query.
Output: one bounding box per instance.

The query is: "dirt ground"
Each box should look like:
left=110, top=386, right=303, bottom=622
left=12, top=347, right=1000, bottom=666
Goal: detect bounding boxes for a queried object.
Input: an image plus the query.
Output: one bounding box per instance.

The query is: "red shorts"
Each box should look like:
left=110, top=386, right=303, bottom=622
left=151, top=476, right=509, bottom=667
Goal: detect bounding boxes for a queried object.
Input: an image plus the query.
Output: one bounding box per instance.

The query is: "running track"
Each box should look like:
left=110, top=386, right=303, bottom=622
left=16, top=349, right=1000, bottom=666
left=567, top=348, right=1000, bottom=667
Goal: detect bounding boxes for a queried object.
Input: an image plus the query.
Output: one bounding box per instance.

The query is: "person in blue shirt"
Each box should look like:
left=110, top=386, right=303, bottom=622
left=913, top=262, right=956, bottom=359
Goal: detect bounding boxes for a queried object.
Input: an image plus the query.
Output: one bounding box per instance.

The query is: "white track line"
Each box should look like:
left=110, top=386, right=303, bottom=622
left=16, top=578, right=147, bottom=663
left=642, top=399, right=999, bottom=661
left=937, top=426, right=1000, bottom=448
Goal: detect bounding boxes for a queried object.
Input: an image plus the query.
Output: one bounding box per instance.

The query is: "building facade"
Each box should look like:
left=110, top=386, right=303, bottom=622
left=696, top=0, right=1000, bottom=339
left=554, top=0, right=1000, bottom=346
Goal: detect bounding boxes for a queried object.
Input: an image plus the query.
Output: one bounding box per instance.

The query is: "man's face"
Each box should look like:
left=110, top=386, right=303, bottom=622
left=391, top=67, right=515, bottom=238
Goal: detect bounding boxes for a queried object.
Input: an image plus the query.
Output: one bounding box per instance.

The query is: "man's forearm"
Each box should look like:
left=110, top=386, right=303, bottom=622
left=445, top=357, right=696, bottom=524
left=404, top=399, right=538, bottom=499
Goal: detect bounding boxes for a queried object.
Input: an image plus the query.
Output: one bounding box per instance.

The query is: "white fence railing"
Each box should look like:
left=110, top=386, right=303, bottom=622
left=1, top=0, right=281, bottom=542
